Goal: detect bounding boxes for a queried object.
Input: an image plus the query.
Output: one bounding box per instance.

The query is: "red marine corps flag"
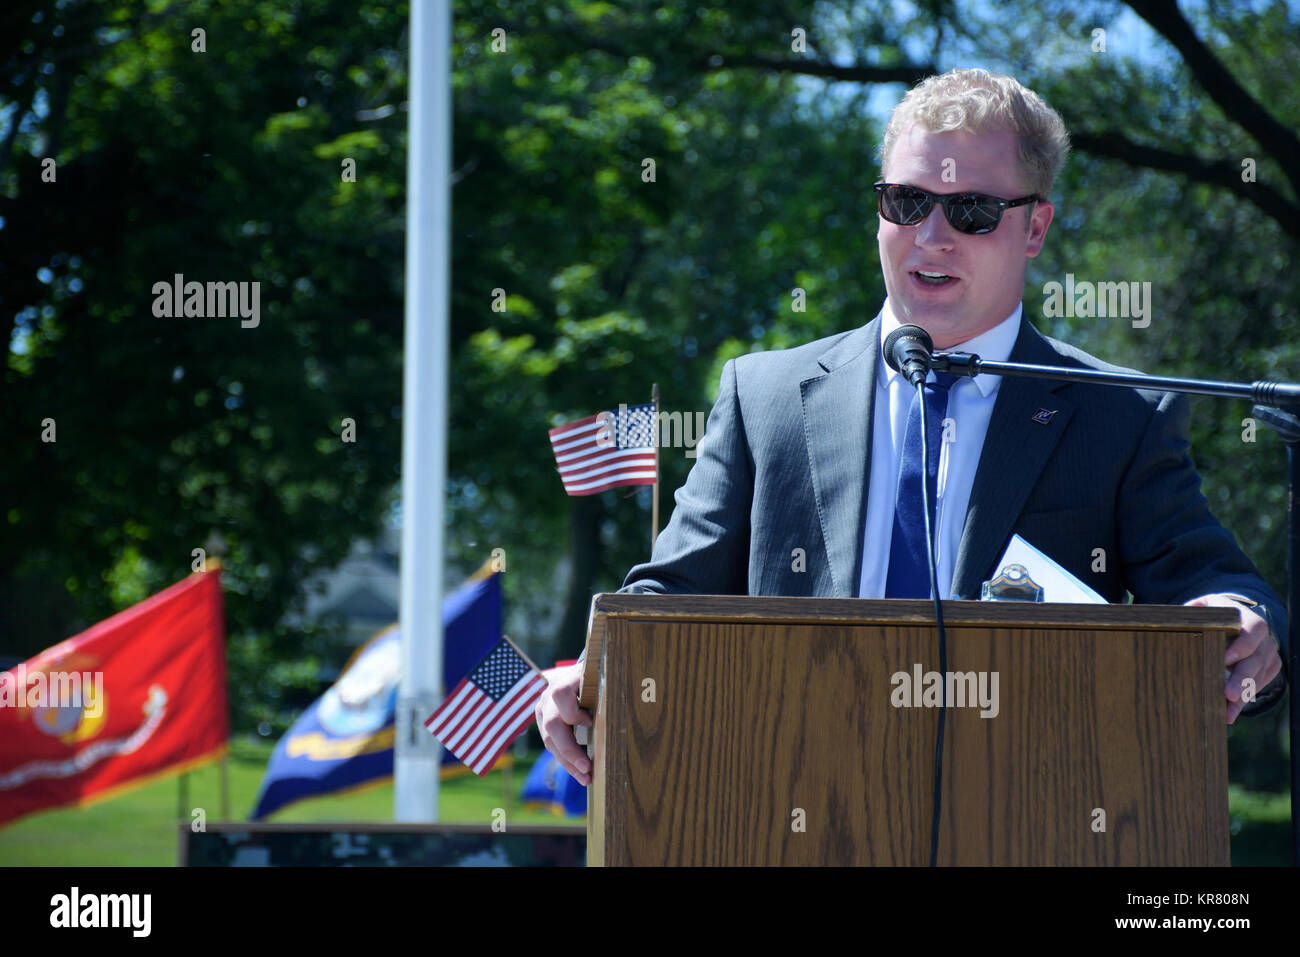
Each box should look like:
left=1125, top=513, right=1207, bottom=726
left=0, top=567, right=228, bottom=828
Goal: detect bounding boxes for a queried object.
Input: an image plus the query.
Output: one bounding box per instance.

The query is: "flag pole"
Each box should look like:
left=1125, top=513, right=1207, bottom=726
left=502, top=634, right=543, bottom=674
left=220, top=754, right=229, bottom=820
left=395, top=0, right=450, bottom=822
left=502, top=746, right=511, bottom=814
left=651, top=382, right=660, bottom=553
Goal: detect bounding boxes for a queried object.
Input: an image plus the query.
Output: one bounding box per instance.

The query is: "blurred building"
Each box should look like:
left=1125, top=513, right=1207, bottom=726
left=295, top=527, right=402, bottom=651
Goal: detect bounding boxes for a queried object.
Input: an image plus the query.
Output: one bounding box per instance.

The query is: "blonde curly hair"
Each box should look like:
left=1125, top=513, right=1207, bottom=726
left=880, top=68, right=1071, bottom=198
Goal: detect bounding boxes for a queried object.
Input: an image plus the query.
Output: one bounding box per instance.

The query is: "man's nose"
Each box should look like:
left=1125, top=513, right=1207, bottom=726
left=913, top=202, right=957, bottom=248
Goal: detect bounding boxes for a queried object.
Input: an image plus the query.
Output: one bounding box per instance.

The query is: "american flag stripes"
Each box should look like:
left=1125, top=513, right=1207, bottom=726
left=548, top=402, right=658, bottom=496
left=424, top=638, right=548, bottom=777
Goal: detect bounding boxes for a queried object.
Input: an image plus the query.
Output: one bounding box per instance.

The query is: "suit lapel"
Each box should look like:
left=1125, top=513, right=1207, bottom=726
left=799, top=316, right=881, bottom=597
left=949, top=320, right=1075, bottom=598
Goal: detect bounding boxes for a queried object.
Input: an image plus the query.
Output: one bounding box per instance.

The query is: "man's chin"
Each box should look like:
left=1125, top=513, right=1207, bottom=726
left=892, top=304, right=968, bottom=338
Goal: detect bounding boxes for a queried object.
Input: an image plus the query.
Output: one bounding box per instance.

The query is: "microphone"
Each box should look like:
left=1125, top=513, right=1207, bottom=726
left=883, top=324, right=934, bottom=386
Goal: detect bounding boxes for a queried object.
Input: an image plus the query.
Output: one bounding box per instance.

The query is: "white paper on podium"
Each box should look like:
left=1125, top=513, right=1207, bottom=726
left=991, top=534, right=1107, bottom=603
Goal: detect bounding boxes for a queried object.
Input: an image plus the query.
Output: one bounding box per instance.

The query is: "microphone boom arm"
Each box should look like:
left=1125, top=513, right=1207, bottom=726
left=931, top=351, right=1300, bottom=412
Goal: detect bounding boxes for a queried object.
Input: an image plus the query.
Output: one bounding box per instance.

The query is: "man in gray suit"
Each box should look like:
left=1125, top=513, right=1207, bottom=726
left=537, top=69, right=1287, bottom=786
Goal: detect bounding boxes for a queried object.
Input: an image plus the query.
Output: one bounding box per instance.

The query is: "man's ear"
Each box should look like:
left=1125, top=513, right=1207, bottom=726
left=1025, top=200, right=1054, bottom=258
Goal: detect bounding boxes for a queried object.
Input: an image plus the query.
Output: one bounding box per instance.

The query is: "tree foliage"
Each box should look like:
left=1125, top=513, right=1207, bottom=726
left=2, top=1, right=1295, bottom=789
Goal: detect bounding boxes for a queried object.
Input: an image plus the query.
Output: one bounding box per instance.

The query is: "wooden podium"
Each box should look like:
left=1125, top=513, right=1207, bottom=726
left=578, top=594, right=1239, bottom=866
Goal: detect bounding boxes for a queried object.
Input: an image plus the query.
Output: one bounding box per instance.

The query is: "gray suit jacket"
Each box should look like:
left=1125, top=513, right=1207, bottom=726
left=622, top=311, right=1288, bottom=711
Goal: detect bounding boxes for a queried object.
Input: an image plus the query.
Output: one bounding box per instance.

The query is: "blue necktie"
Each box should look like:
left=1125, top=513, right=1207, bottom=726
left=885, top=371, right=956, bottom=598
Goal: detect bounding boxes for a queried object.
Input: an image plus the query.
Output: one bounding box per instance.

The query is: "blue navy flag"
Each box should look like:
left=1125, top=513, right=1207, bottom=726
left=250, top=567, right=502, bottom=820
left=521, top=750, right=587, bottom=817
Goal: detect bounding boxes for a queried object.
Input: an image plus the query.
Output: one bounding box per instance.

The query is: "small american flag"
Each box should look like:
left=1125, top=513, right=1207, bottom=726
left=548, top=402, right=657, bottom=496
left=424, top=638, right=548, bottom=777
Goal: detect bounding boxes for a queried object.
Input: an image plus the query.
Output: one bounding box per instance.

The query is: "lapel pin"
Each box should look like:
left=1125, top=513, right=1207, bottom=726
left=1031, top=408, right=1057, bottom=425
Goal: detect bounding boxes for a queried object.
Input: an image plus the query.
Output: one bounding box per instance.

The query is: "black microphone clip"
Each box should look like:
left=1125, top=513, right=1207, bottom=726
left=931, top=351, right=979, bottom=377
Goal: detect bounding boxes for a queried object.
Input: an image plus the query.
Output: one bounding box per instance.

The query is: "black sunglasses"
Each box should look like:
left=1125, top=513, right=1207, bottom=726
left=873, top=182, right=1041, bottom=235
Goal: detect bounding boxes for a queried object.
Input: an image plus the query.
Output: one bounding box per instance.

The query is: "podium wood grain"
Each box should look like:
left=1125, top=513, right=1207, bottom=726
left=586, top=596, right=1235, bottom=866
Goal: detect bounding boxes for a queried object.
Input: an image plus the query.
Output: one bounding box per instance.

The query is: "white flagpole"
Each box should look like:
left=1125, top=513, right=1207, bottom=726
left=395, top=0, right=450, bottom=822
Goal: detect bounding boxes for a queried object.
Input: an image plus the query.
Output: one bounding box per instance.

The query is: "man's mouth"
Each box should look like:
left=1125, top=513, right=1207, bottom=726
left=911, top=269, right=957, bottom=286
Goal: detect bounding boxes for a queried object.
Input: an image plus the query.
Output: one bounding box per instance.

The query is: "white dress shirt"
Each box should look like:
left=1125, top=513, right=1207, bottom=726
left=857, top=300, right=1023, bottom=598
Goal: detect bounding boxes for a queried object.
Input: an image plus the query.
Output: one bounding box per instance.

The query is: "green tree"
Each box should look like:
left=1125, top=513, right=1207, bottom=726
left=3, top=0, right=1295, bottom=800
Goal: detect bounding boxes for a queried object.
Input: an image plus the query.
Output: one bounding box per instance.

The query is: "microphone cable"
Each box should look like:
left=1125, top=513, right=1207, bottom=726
left=915, top=375, right=948, bottom=868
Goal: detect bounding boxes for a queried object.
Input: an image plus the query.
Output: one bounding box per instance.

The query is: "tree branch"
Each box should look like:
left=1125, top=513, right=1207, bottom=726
left=1125, top=0, right=1300, bottom=198
left=692, top=53, right=935, bottom=87
left=1070, top=129, right=1299, bottom=240
left=487, top=13, right=936, bottom=88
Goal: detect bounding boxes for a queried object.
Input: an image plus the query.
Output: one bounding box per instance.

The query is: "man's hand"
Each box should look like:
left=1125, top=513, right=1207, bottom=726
left=535, top=661, right=593, bottom=786
left=1185, top=594, right=1284, bottom=724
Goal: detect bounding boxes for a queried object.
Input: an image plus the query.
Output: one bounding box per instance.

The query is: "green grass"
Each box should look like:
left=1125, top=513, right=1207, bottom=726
left=1227, top=784, right=1291, bottom=866
left=1, top=737, right=1289, bottom=865
left=0, top=736, right=581, bottom=866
